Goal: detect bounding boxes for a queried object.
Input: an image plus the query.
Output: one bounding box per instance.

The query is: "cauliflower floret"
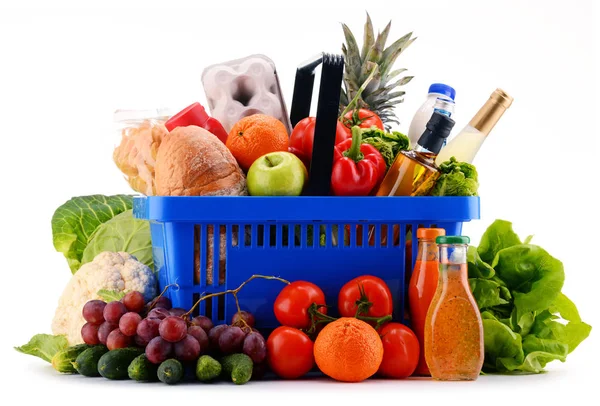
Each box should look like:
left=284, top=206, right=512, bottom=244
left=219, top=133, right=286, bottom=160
left=52, top=251, right=157, bottom=345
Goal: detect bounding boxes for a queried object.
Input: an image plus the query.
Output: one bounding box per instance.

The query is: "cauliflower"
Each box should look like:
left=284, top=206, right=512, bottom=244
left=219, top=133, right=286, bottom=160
left=52, top=251, right=157, bottom=344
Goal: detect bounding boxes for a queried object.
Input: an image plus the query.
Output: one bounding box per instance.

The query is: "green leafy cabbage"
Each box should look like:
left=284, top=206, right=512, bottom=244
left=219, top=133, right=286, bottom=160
left=15, top=334, right=69, bottom=363
left=469, top=220, right=591, bottom=373
left=360, top=126, right=410, bottom=168
left=430, top=157, right=479, bottom=196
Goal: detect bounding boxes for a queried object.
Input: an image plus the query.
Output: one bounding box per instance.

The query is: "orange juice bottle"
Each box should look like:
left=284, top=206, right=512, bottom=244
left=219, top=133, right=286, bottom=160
left=408, top=227, right=446, bottom=376
left=424, top=236, right=483, bottom=381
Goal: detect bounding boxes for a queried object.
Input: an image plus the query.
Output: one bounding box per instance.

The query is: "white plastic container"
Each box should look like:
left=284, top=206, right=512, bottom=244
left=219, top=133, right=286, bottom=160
left=407, top=84, right=456, bottom=146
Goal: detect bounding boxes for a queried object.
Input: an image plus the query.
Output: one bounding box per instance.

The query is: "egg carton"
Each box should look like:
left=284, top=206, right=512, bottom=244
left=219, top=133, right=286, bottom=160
left=201, top=54, right=292, bottom=134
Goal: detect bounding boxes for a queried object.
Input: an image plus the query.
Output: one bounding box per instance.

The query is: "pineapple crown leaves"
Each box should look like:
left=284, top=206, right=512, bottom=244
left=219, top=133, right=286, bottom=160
left=340, top=12, right=417, bottom=130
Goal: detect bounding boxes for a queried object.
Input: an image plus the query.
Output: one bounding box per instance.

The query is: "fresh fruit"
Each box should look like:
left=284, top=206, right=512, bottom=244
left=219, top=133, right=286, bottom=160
left=103, top=301, right=127, bottom=324
left=146, top=336, right=173, bottom=364
left=188, top=326, right=209, bottom=351
left=247, top=151, right=307, bottom=196
left=123, top=291, right=145, bottom=313
left=119, top=312, right=142, bottom=336
left=338, top=275, right=393, bottom=318
left=221, top=353, right=253, bottom=385
left=174, top=335, right=201, bottom=362
left=97, top=347, right=144, bottom=380
left=73, top=345, right=109, bottom=377
left=243, top=332, right=267, bottom=363
left=196, top=355, right=222, bottom=382
left=378, top=323, right=419, bottom=378
left=82, top=300, right=107, bottom=324
left=97, top=322, right=118, bottom=345
left=169, top=308, right=187, bottom=317
left=81, top=323, right=100, bottom=345
left=51, top=344, right=93, bottom=374
left=136, top=318, right=161, bottom=342
left=226, top=114, right=290, bottom=171
left=128, top=354, right=158, bottom=381
left=107, top=329, right=131, bottom=350
left=148, top=307, right=170, bottom=320
left=274, top=281, right=326, bottom=329
left=314, top=317, right=383, bottom=382
left=158, top=359, right=184, bottom=385
left=232, top=311, right=256, bottom=328
left=191, top=316, right=214, bottom=333
left=339, top=108, right=384, bottom=138
left=289, top=117, right=350, bottom=167
left=340, top=13, right=416, bottom=129
left=152, top=296, right=172, bottom=310
left=218, top=326, right=245, bottom=354
left=159, top=316, right=187, bottom=343
left=267, top=326, right=314, bottom=379
left=208, top=324, right=229, bottom=350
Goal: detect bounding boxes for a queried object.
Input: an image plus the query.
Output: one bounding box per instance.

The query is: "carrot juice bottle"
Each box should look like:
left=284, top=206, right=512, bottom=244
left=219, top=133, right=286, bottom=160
left=424, top=236, right=483, bottom=381
left=408, top=227, right=446, bottom=376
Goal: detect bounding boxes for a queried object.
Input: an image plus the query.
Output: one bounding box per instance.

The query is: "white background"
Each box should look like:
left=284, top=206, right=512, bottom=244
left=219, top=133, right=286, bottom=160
left=1, top=0, right=598, bottom=405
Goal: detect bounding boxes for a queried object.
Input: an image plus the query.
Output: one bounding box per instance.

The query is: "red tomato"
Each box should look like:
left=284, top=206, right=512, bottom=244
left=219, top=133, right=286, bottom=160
left=289, top=117, right=350, bottom=166
left=340, top=109, right=384, bottom=138
left=338, top=275, right=393, bottom=318
left=274, top=281, right=326, bottom=329
left=266, top=326, right=314, bottom=379
left=378, top=323, right=420, bottom=378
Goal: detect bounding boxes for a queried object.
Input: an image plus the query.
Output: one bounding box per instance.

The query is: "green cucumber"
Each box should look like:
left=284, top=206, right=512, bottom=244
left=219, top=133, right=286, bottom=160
left=51, top=344, right=94, bottom=374
left=221, top=353, right=253, bottom=385
left=73, top=346, right=109, bottom=377
left=97, top=348, right=143, bottom=380
left=128, top=354, right=158, bottom=381
left=196, top=355, right=222, bottom=382
left=158, top=359, right=183, bottom=385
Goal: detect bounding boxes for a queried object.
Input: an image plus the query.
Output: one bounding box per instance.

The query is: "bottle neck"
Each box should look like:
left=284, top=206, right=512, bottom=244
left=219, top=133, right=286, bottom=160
left=417, top=239, right=439, bottom=262
left=468, top=97, right=508, bottom=136
left=439, top=244, right=468, bottom=281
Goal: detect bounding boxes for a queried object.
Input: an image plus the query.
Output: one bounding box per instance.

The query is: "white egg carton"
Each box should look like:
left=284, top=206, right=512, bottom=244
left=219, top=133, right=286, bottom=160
left=201, top=54, right=292, bottom=134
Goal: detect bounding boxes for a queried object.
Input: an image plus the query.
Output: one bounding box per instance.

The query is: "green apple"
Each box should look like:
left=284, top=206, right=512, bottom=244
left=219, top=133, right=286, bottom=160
left=247, top=151, right=307, bottom=196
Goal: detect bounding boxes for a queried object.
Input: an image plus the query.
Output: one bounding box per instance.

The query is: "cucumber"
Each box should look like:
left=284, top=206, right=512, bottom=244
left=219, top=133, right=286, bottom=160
left=196, top=355, right=222, bottom=382
left=158, top=359, right=183, bottom=385
left=73, top=346, right=109, bottom=377
left=97, top=348, right=143, bottom=380
left=51, top=344, right=93, bottom=374
left=128, top=354, right=158, bottom=382
left=221, top=353, right=253, bottom=385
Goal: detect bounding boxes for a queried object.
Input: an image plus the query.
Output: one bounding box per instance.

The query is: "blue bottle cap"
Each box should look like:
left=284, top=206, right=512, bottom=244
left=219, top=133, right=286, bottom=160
left=428, top=83, right=456, bottom=100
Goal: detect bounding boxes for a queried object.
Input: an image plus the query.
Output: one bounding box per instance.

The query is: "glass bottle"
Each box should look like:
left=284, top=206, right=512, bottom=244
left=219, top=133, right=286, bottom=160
left=424, top=236, right=484, bottom=381
left=435, top=88, right=513, bottom=165
left=408, top=227, right=446, bottom=376
left=376, top=112, right=455, bottom=197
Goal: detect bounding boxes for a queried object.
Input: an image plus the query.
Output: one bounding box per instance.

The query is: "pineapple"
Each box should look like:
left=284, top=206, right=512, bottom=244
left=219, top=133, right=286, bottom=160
left=340, top=13, right=416, bottom=130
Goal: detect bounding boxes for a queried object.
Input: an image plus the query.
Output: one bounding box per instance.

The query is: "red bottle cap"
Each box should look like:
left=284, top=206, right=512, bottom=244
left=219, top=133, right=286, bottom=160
left=164, top=102, right=210, bottom=132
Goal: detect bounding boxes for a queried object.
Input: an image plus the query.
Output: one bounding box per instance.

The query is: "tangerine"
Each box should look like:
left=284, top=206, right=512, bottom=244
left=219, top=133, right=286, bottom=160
left=314, top=317, right=383, bottom=382
left=226, top=114, right=289, bottom=171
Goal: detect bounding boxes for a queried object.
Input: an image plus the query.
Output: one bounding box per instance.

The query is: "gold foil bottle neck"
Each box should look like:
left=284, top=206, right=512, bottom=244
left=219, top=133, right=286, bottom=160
left=468, top=88, right=513, bottom=135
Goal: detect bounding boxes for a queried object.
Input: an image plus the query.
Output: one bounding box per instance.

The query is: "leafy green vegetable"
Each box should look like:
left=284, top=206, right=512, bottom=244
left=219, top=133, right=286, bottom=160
left=52, top=195, right=133, bottom=273
left=81, top=210, right=153, bottom=268
left=360, top=126, right=410, bottom=167
left=15, top=334, right=69, bottom=363
left=469, top=220, right=591, bottom=374
left=430, top=157, right=479, bottom=196
left=97, top=289, right=126, bottom=302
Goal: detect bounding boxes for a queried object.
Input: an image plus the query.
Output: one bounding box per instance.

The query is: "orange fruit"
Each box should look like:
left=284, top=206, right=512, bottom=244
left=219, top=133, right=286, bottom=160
left=314, top=317, right=384, bottom=382
left=226, top=114, right=289, bottom=171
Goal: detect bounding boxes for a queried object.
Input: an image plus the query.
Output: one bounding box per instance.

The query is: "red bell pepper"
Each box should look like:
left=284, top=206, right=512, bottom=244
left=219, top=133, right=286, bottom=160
left=331, top=126, right=387, bottom=196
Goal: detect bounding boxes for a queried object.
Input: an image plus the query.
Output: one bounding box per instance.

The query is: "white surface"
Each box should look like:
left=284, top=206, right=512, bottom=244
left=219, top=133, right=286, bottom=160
left=0, top=0, right=598, bottom=405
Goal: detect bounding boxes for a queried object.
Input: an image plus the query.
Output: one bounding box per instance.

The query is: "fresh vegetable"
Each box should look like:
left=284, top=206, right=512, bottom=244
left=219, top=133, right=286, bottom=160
left=360, top=126, right=410, bottom=168
left=51, top=251, right=157, bottom=345
left=266, top=326, right=314, bottom=379
left=377, top=323, right=419, bottom=378
left=14, top=334, right=68, bottom=363
left=196, top=355, right=222, bottom=382
left=468, top=220, right=591, bottom=373
left=430, top=157, right=479, bottom=196
left=339, top=108, right=384, bottom=139
left=51, top=344, right=93, bottom=373
left=221, top=353, right=254, bottom=385
left=274, top=281, right=326, bottom=329
left=338, top=275, right=393, bottom=318
left=289, top=117, right=350, bottom=167
left=314, top=317, right=383, bottom=382
left=97, top=347, right=144, bottom=380
left=340, top=13, right=416, bottom=129
left=128, top=354, right=158, bottom=381
left=158, top=359, right=184, bottom=385
left=331, top=126, right=387, bottom=196
left=73, top=345, right=110, bottom=377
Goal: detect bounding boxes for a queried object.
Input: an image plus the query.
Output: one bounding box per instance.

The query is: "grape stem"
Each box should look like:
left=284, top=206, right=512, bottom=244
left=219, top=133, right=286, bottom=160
left=181, top=275, right=290, bottom=329
left=146, top=283, right=180, bottom=313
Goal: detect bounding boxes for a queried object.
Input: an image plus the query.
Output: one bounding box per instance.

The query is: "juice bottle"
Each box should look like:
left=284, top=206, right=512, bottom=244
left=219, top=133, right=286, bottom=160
left=424, top=236, right=483, bottom=381
left=408, top=227, right=446, bottom=376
